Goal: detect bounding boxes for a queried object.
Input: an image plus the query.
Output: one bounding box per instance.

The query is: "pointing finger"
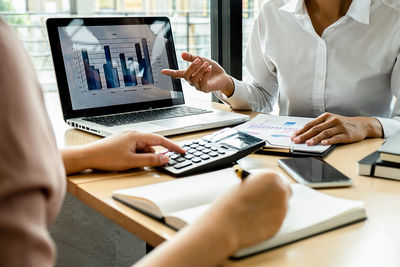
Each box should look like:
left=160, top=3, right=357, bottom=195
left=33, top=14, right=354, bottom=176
left=161, top=69, right=186, bottom=79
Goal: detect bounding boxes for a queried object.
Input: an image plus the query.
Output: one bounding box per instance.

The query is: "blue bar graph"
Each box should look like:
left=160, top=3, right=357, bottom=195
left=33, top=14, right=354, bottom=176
left=135, top=38, right=154, bottom=85
left=80, top=39, right=154, bottom=90
left=103, top=46, right=120, bottom=88
left=81, top=49, right=102, bottom=90
left=119, top=53, right=137, bottom=87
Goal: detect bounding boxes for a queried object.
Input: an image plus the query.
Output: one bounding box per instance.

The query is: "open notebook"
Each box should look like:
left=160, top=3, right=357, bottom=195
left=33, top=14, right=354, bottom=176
left=112, top=168, right=366, bottom=258
left=234, top=114, right=335, bottom=157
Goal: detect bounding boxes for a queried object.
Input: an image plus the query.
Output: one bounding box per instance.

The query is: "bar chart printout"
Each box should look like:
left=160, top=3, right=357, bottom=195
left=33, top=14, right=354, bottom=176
left=81, top=49, right=102, bottom=90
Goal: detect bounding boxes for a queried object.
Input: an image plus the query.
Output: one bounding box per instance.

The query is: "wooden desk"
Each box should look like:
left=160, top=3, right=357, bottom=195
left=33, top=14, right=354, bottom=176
left=48, top=94, right=400, bottom=267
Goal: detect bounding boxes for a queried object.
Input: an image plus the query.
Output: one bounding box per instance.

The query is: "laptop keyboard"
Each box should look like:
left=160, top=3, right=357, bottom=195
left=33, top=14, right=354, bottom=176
left=84, top=106, right=212, bottom=127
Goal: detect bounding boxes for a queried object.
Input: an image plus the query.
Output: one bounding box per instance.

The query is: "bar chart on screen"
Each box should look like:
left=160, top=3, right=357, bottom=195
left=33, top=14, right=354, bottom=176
left=73, top=37, right=158, bottom=92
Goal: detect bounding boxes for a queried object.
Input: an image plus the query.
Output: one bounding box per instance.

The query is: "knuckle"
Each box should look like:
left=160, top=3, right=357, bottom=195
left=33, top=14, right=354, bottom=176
left=331, top=117, right=340, bottom=124
left=324, top=112, right=332, bottom=117
left=312, top=126, right=321, bottom=133
left=322, top=129, right=331, bottom=137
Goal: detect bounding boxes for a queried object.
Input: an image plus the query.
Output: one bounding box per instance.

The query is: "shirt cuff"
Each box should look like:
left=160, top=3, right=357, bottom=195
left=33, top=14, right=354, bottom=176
left=213, top=77, right=251, bottom=110
left=375, top=117, right=400, bottom=138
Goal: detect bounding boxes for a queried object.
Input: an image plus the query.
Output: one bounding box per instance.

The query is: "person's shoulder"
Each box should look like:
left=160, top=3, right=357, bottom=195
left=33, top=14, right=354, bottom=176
left=258, top=0, right=291, bottom=18
left=260, top=0, right=289, bottom=12
left=0, top=18, right=12, bottom=36
left=381, top=0, right=400, bottom=14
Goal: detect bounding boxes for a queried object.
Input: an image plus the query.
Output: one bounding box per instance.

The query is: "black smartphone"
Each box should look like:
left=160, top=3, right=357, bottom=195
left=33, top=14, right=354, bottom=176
left=278, top=157, right=352, bottom=188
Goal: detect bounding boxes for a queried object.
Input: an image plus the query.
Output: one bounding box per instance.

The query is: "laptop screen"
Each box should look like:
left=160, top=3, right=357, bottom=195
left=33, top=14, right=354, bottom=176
left=47, top=17, right=184, bottom=119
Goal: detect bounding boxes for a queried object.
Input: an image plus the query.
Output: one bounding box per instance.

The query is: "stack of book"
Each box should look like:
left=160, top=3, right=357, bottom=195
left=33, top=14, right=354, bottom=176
left=358, top=134, right=400, bottom=180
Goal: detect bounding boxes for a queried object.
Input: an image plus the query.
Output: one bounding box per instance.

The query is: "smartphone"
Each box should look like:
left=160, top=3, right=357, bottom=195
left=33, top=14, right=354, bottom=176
left=278, top=157, right=352, bottom=188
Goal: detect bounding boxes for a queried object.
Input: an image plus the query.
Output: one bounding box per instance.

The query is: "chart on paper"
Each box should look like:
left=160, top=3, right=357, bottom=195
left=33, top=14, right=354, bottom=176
left=235, top=114, right=311, bottom=147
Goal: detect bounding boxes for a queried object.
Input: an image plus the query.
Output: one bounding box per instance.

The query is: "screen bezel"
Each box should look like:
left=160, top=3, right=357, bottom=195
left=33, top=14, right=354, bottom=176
left=46, top=16, right=184, bottom=120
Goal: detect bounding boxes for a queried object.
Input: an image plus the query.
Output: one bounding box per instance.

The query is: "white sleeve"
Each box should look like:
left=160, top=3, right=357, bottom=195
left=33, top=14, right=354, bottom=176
left=213, top=10, right=279, bottom=113
left=376, top=52, right=400, bottom=138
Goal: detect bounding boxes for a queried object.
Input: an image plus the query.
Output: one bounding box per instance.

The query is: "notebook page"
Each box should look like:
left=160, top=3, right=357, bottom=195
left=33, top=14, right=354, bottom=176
left=113, top=168, right=239, bottom=217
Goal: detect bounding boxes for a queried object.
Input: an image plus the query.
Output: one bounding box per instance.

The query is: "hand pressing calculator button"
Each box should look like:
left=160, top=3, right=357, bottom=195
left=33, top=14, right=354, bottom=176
left=159, top=128, right=265, bottom=177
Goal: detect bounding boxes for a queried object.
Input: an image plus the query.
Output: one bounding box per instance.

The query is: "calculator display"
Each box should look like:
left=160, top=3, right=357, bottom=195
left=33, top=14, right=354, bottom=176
left=221, top=135, right=252, bottom=150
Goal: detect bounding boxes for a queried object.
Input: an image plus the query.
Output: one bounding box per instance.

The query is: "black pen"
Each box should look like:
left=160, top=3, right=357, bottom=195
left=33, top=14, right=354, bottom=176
left=233, top=164, right=251, bottom=180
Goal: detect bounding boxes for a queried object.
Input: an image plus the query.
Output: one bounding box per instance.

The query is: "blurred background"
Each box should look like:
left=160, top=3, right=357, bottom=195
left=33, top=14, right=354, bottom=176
left=0, top=0, right=264, bottom=96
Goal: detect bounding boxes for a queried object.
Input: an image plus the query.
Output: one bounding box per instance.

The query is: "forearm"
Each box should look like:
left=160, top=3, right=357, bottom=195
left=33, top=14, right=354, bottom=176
left=215, top=77, right=276, bottom=113
left=61, top=146, right=94, bottom=175
left=135, top=213, right=237, bottom=267
left=361, top=117, right=383, bottom=138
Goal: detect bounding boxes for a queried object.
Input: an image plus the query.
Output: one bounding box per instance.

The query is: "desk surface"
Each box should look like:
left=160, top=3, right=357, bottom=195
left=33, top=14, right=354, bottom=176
left=47, top=93, right=400, bottom=267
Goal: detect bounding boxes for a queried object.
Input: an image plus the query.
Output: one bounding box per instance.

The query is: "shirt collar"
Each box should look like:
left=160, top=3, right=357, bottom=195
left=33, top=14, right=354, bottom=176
left=347, top=0, right=371, bottom=25
left=279, top=0, right=372, bottom=25
left=279, top=0, right=306, bottom=14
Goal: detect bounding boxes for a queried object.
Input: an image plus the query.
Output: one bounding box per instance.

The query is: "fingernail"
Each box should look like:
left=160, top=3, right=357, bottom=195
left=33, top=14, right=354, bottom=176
left=207, top=65, right=212, bottom=71
left=160, top=154, right=169, bottom=164
left=321, top=140, right=328, bottom=145
left=293, top=137, right=300, bottom=143
left=193, top=58, right=200, bottom=65
left=307, top=140, right=314, bottom=146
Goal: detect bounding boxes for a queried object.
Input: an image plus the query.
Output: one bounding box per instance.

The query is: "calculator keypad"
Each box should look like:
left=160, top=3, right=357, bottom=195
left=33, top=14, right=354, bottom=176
left=160, top=128, right=265, bottom=177
left=164, top=138, right=236, bottom=172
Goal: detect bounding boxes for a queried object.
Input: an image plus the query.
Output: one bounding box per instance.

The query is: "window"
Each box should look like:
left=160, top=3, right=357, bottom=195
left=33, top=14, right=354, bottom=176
left=1, top=0, right=211, bottom=99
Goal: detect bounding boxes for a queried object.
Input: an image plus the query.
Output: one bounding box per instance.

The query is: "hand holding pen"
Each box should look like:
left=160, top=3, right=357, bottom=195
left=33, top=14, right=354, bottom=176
left=233, top=164, right=251, bottom=180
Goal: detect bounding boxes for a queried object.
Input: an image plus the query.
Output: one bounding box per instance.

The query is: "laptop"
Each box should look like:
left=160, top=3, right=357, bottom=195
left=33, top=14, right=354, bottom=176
left=46, top=17, right=249, bottom=137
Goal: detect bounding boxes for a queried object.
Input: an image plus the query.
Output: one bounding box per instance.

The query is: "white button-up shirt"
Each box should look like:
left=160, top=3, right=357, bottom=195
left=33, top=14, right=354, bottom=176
left=215, top=0, right=400, bottom=137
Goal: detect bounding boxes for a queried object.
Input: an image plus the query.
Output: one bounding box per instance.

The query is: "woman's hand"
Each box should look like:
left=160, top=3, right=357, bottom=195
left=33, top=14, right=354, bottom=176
left=62, top=131, right=185, bottom=174
left=135, top=172, right=291, bottom=267
left=209, top=172, right=291, bottom=251
left=161, top=52, right=235, bottom=97
left=291, top=113, right=383, bottom=146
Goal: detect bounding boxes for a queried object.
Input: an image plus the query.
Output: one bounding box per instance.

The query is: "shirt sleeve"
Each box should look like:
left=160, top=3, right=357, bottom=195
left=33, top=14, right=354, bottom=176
left=376, top=51, right=400, bottom=138
left=214, top=10, right=279, bottom=113
left=0, top=19, right=65, bottom=267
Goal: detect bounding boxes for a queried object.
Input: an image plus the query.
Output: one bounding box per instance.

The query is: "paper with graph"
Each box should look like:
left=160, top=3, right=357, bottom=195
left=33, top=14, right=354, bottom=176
left=234, top=114, right=332, bottom=154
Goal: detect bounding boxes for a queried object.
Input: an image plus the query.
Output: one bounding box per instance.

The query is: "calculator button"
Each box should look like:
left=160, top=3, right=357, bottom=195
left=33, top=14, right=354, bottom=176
left=187, top=149, right=196, bottom=154
left=209, top=152, right=219, bottom=157
left=165, top=151, right=174, bottom=156
left=194, top=151, right=203, bottom=157
left=190, top=144, right=199, bottom=148
left=176, top=157, right=186, bottom=163
left=210, top=147, right=218, bottom=151
left=192, top=157, right=202, bottom=163
left=174, top=160, right=193, bottom=169
left=196, top=146, right=205, bottom=151
left=200, top=154, right=210, bottom=160
left=167, top=160, right=177, bottom=166
left=218, top=150, right=226, bottom=154
left=170, top=154, right=180, bottom=160
left=202, top=149, right=211, bottom=154
left=185, top=154, right=194, bottom=160
left=192, top=140, right=199, bottom=144
left=204, top=144, right=212, bottom=148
